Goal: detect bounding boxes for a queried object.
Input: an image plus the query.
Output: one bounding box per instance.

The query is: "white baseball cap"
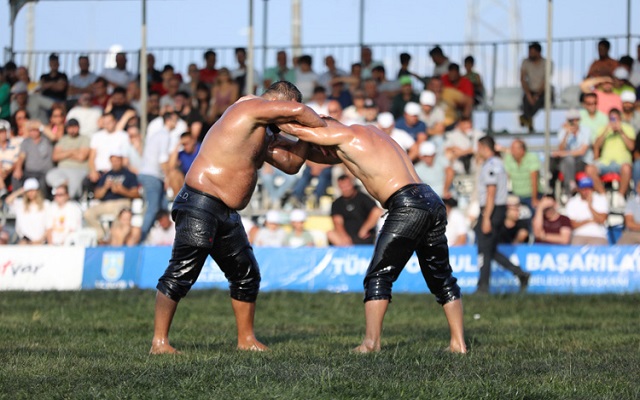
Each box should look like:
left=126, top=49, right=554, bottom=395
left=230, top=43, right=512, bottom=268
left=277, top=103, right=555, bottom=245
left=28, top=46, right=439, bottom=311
left=376, top=112, right=395, bottom=128
left=613, top=66, right=629, bottom=80
left=23, top=177, right=40, bottom=192
left=565, top=108, right=581, bottom=120
left=419, top=141, right=436, bottom=156
left=620, top=90, right=636, bottom=104
left=419, top=90, right=436, bottom=106
left=265, top=210, right=281, bottom=224
left=290, top=209, right=307, bottom=222
left=404, top=102, right=421, bottom=116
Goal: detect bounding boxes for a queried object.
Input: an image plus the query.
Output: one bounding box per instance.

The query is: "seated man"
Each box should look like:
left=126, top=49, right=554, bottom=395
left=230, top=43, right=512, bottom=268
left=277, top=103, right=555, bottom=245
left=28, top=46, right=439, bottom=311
left=84, top=149, right=139, bottom=241
left=565, top=176, right=609, bottom=245
left=414, top=141, right=454, bottom=199
left=418, top=90, right=446, bottom=142
left=551, top=109, right=591, bottom=196
left=167, top=131, right=200, bottom=197
left=585, top=108, right=635, bottom=209
left=327, top=174, right=382, bottom=246
left=498, top=195, right=530, bottom=244
left=394, top=102, right=427, bottom=143
left=443, top=117, right=484, bottom=175
left=376, top=112, right=418, bottom=162
left=253, top=210, right=287, bottom=247
left=146, top=209, right=176, bottom=246
left=616, top=180, right=640, bottom=244
left=289, top=160, right=332, bottom=209
left=45, top=118, right=90, bottom=199
left=532, top=195, right=572, bottom=245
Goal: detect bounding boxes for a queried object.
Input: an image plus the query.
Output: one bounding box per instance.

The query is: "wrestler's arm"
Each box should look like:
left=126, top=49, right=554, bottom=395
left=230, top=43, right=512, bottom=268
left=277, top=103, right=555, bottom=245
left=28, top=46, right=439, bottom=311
left=250, top=99, right=326, bottom=128
left=266, top=133, right=310, bottom=174
left=306, top=144, right=342, bottom=165
left=278, top=121, right=350, bottom=147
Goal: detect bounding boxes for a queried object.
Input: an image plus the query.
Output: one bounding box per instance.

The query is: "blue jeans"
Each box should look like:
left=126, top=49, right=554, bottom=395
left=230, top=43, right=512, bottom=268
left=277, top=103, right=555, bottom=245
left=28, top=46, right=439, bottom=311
left=259, top=168, right=298, bottom=203
left=139, top=174, right=167, bottom=240
left=633, top=160, right=640, bottom=192
left=292, top=166, right=333, bottom=201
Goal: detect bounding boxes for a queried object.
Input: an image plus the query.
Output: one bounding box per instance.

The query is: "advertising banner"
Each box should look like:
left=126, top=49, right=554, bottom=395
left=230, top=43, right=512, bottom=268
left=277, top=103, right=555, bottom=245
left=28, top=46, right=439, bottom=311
left=82, top=247, right=141, bottom=289
left=0, top=246, right=85, bottom=290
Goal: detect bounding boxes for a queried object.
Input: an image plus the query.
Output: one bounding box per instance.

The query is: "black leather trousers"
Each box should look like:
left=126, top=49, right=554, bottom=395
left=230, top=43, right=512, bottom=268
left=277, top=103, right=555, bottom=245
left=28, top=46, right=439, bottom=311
left=364, top=184, right=461, bottom=305
left=156, top=185, right=260, bottom=303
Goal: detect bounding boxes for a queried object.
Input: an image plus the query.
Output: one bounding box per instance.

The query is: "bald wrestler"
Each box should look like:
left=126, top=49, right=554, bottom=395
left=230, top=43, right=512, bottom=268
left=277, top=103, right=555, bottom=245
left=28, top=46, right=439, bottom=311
left=278, top=118, right=466, bottom=354
left=150, top=82, right=325, bottom=354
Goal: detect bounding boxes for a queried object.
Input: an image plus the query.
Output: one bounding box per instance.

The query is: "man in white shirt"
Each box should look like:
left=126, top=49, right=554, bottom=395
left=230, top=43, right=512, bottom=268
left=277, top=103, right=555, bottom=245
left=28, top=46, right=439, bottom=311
left=444, top=117, right=485, bottom=175
left=565, top=176, right=609, bottom=245
left=414, top=141, right=454, bottom=199
left=66, top=93, right=102, bottom=137
left=46, top=184, right=83, bottom=245
left=87, top=112, right=130, bottom=189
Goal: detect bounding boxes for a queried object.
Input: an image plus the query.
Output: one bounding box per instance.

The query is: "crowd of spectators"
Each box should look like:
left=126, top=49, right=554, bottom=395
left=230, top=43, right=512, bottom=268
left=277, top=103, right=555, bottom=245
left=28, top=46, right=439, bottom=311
left=2, top=38, right=640, bottom=248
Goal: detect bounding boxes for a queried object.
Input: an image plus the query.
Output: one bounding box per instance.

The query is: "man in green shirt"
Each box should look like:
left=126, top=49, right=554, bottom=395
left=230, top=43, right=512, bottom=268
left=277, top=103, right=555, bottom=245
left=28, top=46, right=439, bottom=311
left=504, top=139, right=542, bottom=212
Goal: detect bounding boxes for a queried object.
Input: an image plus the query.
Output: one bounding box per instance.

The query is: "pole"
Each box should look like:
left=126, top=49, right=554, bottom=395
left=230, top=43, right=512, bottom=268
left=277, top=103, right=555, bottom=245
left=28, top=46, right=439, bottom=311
left=359, top=0, right=364, bottom=49
left=627, top=0, right=632, bottom=54
left=261, top=0, right=268, bottom=91
left=140, top=0, right=148, bottom=144
left=247, top=0, right=255, bottom=95
left=291, top=0, right=301, bottom=57
left=543, top=0, right=553, bottom=194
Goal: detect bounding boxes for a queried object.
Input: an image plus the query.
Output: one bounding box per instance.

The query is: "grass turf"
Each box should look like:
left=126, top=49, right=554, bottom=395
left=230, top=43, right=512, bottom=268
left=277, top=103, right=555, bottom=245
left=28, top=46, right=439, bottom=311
left=1, top=290, right=639, bottom=399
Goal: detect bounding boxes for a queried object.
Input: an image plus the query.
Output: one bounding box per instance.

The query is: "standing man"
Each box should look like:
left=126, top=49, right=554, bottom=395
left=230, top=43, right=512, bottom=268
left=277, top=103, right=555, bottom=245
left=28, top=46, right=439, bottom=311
left=475, top=136, right=531, bottom=294
left=278, top=117, right=466, bottom=354
left=520, top=42, right=549, bottom=133
left=150, top=82, right=326, bottom=354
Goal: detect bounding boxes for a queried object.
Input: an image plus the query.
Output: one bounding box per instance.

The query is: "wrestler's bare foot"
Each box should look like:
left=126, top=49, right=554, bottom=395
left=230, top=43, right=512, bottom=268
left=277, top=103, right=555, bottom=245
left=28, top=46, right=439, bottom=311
left=149, top=338, right=182, bottom=355
left=444, top=340, right=468, bottom=354
left=237, top=337, right=269, bottom=351
left=352, top=339, right=380, bottom=353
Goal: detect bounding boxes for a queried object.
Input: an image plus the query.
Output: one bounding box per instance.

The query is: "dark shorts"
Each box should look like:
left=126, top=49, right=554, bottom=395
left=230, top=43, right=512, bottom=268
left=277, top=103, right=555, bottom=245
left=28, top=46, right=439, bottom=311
left=364, top=183, right=461, bottom=305
left=156, top=185, right=260, bottom=302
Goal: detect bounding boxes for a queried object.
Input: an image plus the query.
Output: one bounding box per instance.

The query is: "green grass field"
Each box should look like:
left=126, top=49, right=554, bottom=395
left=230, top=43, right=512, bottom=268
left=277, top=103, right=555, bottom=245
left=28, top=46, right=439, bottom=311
left=1, top=290, right=639, bottom=399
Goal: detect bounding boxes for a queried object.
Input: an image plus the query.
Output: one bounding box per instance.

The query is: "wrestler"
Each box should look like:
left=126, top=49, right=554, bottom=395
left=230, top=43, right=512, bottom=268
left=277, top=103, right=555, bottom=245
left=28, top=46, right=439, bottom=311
left=278, top=118, right=467, bottom=354
left=150, top=82, right=325, bottom=354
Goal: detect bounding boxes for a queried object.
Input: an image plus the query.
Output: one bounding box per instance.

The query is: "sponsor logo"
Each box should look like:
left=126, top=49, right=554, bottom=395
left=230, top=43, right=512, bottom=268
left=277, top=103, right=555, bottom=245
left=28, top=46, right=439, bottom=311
left=1, top=260, right=44, bottom=277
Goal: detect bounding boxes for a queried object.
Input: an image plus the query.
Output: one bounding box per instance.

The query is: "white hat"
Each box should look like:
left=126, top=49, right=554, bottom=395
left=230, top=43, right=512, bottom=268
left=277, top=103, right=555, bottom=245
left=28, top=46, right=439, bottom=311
left=23, top=178, right=40, bottom=192
left=290, top=209, right=307, bottom=222
left=109, top=147, right=126, bottom=158
left=621, top=90, right=636, bottom=104
left=419, top=141, right=436, bottom=156
left=566, top=108, right=581, bottom=120
left=419, top=90, right=436, bottom=106
left=613, top=66, right=629, bottom=80
left=404, top=102, right=421, bottom=116
left=376, top=112, right=395, bottom=128
left=265, top=210, right=281, bottom=224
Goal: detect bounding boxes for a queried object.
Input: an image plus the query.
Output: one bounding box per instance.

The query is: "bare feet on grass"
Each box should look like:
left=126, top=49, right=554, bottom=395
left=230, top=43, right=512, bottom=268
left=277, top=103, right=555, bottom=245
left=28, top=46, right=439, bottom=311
left=149, top=338, right=182, bottom=355
left=237, top=337, right=269, bottom=351
left=352, top=339, right=380, bottom=353
left=444, top=340, right=468, bottom=354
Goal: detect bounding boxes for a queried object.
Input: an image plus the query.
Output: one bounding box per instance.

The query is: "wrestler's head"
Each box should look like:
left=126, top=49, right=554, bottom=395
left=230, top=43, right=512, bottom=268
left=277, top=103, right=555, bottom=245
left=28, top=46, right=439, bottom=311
left=262, top=81, right=302, bottom=103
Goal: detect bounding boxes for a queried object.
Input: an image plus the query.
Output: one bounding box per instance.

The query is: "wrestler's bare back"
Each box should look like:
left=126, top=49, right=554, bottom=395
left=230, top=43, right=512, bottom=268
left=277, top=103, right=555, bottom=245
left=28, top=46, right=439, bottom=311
left=185, top=97, right=271, bottom=210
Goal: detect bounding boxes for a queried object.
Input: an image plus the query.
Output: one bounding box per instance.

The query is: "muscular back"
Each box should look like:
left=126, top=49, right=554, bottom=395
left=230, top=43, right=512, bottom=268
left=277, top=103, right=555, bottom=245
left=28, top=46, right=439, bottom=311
left=185, top=98, right=271, bottom=210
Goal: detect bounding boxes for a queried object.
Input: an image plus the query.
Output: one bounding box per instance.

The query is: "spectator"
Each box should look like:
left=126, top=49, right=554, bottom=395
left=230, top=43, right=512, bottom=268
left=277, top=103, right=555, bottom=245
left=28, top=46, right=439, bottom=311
left=390, top=75, right=419, bottom=119
left=181, top=63, right=200, bottom=96
left=105, top=207, right=140, bottom=246
left=611, top=67, right=635, bottom=96
left=0, top=223, right=11, bottom=245
left=90, top=77, right=110, bottom=110
left=3, top=61, right=17, bottom=87
left=520, top=42, right=549, bottom=133
left=533, top=195, right=572, bottom=245
left=361, top=78, right=390, bottom=113
left=327, top=174, right=382, bottom=246
left=631, top=44, right=640, bottom=86
left=342, top=90, right=367, bottom=124
left=0, top=66, right=10, bottom=120
left=418, top=90, right=446, bottom=140
left=426, top=76, right=472, bottom=127
left=397, top=52, right=419, bottom=80
left=586, top=108, right=634, bottom=208
left=84, top=149, right=139, bottom=241
left=306, top=86, right=330, bottom=116
left=327, top=79, right=353, bottom=110
left=359, top=46, right=383, bottom=79
left=463, top=55, right=485, bottom=105
left=142, top=53, right=163, bottom=88
left=284, top=209, right=314, bottom=248
left=167, top=131, right=200, bottom=197
left=39, top=53, right=68, bottom=103
left=620, top=91, right=640, bottom=132
left=101, top=52, right=135, bottom=89
left=126, top=81, right=142, bottom=115
left=263, top=50, right=295, bottom=91
left=395, top=102, right=426, bottom=143
left=209, top=68, right=239, bottom=122
left=4, top=178, right=49, bottom=244
left=159, top=75, right=181, bottom=109
left=498, top=195, right=530, bottom=244
left=565, top=176, right=609, bottom=245
left=0, top=121, right=19, bottom=197
left=87, top=112, right=130, bottom=191
left=580, top=76, right=622, bottom=115
left=66, top=93, right=101, bottom=137
left=45, top=184, right=82, bottom=245
left=151, top=64, right=176, bottom=98
left=174, top=91, right=203, bottom=140
left=414, top=141, right=454, bottom=199
left=12, top=119, right=55, bottom=195
left=441, top=63, right=474, bottom=99
left=587, top=38, right=619, bottom=78
left=45, top=118, right=90, bottom=199
left=361, top=98, right=379, bottom=124
left=146, top=209, right=176, bottom=246
left=318, top=55, right=347, bottom=92
left=429, top=46, right=450, bottom=77
left=443, top=197, right=468, bottom=246
left=376, top=112, right=418, bottom=162
left=41, top=103, right=66, bottom=142
left=10, top=81, right=55, bottom=124
left=253, top=210, right=287, bottom=247
left=259, top=163, right=298, bottom=210
left=231, top=47, right=260, bottom=96
left=371, top=65, right=401, bottom=98
left=10, top=108, right=28, bottom=139
left=579, top=92, right=608, bottom=144
left=504, top=139, right=542, bottom=211
left=293, top=55, right=319, bottom=102
left=444, top=117, right=484, bottom=175
left=198, top=49, right=218, bottom=86
left=289, top=158, right=332, bottom=210
left=551, top=109, right=591, bottom=197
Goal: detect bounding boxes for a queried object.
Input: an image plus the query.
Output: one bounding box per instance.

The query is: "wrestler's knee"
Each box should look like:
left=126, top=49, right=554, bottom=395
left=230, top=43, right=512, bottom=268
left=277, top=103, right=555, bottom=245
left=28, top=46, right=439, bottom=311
left=220, top=249, right=261, bottom=302
left=433, top=278, right=462, bottom=305
left=156, top=276, right=192, bottom=302
left=363, top=267, right=400, bottom=302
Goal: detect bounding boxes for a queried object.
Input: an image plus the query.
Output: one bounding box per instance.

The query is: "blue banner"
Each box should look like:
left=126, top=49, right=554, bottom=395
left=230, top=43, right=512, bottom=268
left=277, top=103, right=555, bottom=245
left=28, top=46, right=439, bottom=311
left=82, top=247, right=141, bottom=289
left=136, top=244, right=640, bottom=295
